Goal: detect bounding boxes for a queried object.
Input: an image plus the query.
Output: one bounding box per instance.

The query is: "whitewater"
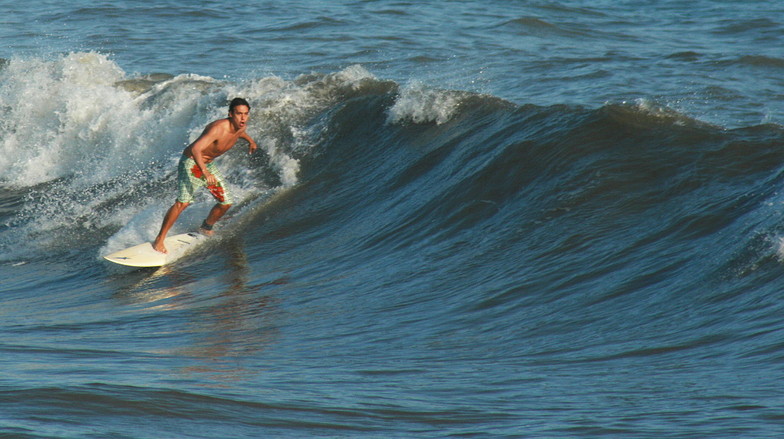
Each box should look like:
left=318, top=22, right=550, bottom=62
left=2, top=1, right=784, bottom=438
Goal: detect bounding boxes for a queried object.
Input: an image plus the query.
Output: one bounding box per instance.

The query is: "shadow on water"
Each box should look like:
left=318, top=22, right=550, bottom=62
left=106, top=238, right=289, bottom=385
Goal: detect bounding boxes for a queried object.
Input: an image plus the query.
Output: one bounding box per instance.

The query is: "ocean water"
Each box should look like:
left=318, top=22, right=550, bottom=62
left=2, top=1, right=784, bottom=437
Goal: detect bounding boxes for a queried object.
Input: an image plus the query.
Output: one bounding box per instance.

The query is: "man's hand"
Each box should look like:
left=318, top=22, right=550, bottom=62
left=204, top=171, right=218, bottom=186
left=249, top=141, right=257, bottom=154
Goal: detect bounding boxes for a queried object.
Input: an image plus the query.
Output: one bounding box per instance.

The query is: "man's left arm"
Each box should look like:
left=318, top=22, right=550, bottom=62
left=241, top=132, right=257, bottom=154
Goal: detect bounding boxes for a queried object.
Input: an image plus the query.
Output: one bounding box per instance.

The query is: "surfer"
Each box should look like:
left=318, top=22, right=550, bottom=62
left=152, top=98, right=257, bottom=254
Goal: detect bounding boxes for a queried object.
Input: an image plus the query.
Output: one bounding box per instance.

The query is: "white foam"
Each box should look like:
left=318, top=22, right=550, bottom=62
left=387, top=81, right=463, bottom=125
left=775, top=236, right=784, bottom=261
left=0, top=52, right=128, bottom=186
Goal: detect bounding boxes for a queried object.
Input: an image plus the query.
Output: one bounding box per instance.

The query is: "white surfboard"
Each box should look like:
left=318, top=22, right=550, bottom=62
left=103, top=232, right=208, bottom=267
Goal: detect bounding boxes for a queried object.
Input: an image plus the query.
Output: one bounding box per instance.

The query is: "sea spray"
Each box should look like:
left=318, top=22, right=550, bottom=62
left=0, top=52, right=129, bottom=186
left=387, top=80, right=465, bottom=125
left=0, top=54, right=426, bottom=260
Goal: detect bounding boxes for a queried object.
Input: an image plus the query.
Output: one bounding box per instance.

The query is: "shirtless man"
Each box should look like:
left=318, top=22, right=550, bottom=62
left=153, top=98, right=257, bottom=253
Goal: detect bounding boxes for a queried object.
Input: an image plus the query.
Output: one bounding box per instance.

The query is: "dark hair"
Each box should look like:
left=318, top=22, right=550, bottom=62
left=229, top=97, right=250, bottom=113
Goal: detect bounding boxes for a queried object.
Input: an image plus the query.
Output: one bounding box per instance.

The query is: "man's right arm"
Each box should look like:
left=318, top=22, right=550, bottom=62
left=189, top=124, right=220, bottom=186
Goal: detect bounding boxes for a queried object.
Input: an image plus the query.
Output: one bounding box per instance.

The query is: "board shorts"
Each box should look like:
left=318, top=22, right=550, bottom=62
left=176, top=156, right=232, bottom=205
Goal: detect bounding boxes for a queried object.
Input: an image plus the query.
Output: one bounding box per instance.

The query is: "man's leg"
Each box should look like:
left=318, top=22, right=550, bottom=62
left=153, top=201, right=190, bottom=253
left=200, top=203, right=232, bottom=236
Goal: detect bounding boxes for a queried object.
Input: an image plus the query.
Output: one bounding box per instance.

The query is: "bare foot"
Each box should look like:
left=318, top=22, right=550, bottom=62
left=152, top=239, right=168, bottom=254
left=199, top=227, right=215, bottom=236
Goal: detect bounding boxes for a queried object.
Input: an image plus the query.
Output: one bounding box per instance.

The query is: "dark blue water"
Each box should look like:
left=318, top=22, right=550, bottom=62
left=2, top=1, right=784, bottom=437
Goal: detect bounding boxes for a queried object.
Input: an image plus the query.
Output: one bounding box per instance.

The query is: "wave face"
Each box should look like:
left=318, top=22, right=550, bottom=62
left=3, top=53, right=784, bottom=437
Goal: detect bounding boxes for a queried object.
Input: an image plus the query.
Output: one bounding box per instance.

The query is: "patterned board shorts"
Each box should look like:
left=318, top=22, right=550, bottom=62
left=176, top=156, right=232, bottom=205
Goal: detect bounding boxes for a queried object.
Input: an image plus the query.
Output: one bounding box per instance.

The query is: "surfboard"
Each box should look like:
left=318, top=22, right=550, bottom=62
left=103, top=232, right=208, bottom=267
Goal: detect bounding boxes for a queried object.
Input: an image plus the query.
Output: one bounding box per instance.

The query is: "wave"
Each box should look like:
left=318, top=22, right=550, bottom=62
left=254, top=80, right=784, bottom=311
left=732, top=55, right=784, bottom=69
left=3, top=52, right=784, bottom=295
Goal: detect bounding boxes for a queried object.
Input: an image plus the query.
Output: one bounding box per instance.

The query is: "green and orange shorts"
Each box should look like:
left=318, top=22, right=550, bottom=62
left=176, top=156, right=232, bottom=205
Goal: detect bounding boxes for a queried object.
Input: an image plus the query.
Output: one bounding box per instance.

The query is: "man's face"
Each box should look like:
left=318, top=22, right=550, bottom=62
left=230, top=105, right=250, bottom=130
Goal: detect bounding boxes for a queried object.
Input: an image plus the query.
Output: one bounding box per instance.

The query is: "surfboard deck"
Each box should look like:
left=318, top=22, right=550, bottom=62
left=103, top=232, right=208, bottom=267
